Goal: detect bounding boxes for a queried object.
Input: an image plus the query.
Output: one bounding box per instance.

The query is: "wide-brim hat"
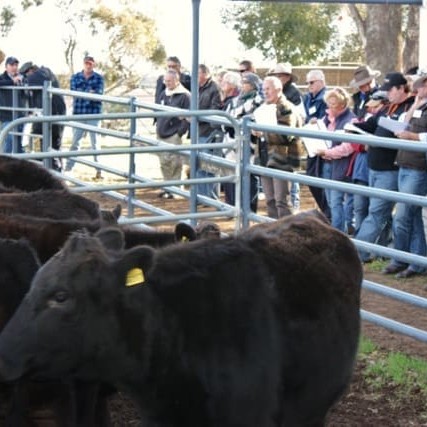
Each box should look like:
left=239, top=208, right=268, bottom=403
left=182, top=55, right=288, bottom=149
left=349, top=65, right=381, bottom=89
left=267, top=62, right=298, bottom=83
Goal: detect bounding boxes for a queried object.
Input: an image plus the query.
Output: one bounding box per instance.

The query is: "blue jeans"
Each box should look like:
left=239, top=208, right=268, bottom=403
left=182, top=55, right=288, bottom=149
left=1, top=122, right=24, bottom=153
left=322, top=161, right=332, bottom=209
left=196, top=169, right=218, bottom=199
left=291, top=182, right=300, bottom=210
left=356, top=169, right=398, bottom=262
left=389, top=167, right=427, bottom=273
left=353, top=181, right=369, bottom=234
left=65, top=119, right=100, bottom=171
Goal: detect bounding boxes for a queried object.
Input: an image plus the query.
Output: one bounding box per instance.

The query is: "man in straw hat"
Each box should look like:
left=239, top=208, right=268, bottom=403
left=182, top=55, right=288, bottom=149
left=349, top=65, right=381, bottom=119
left=268, top=62, right=305, bottom=212
left=268, top=62, right=302, bottom=108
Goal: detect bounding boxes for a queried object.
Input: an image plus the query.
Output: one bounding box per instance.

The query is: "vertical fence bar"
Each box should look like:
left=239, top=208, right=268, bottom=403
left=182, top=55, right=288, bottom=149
left=42, top=81, right=53, bottom=169
left=127, top=97, right=137, bottom=218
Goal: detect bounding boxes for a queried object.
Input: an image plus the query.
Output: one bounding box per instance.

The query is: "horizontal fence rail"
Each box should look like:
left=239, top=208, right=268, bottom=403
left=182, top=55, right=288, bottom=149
left=1, top=83, right=426, bottom=344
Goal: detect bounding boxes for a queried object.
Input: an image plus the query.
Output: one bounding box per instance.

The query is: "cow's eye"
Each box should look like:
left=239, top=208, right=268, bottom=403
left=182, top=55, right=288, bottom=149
left=53, top=291, right=69, bottom=303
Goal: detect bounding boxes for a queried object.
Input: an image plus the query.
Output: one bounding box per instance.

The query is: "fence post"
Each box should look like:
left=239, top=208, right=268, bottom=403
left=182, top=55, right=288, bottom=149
left=127, top=96, right=137, bottom=218
left=241, top=117, right=253, bottom=229
left=42, top=81, right=53, bottom=169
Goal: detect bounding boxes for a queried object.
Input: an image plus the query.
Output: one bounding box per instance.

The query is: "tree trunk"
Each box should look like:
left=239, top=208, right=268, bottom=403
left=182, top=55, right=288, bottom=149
left=402, top=6, right=419, bottom=72
left=365, top=5, right=403, bottom=75
left=347, top=5, right=403, bottom=77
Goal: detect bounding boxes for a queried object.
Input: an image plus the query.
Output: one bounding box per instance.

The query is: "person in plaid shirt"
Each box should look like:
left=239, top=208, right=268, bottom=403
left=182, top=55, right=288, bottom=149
left=65, top=55, right=104, bottom=179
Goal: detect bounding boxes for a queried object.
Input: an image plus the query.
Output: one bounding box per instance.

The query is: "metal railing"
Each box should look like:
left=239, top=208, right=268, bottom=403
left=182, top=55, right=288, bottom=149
left=1, top=83, right=426, bottom=343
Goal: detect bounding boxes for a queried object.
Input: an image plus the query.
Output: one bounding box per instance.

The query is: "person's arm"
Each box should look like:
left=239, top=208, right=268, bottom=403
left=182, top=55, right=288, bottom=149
left=317, top=142, right=355, bottom=160
left=395, top=130, right=424, bottom=141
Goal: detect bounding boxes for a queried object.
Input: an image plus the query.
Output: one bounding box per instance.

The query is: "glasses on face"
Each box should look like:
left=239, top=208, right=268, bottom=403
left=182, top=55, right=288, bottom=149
left=307, top=80, right=319, bottom=85
left=167, top=63, right=178, bottom=69
left=239, top=69, right=247, bottom=73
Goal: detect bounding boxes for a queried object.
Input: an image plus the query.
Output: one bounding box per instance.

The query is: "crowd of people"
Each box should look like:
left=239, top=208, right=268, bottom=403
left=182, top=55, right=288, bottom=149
left=0, top=55, right=104, bottom=178
left=1, top=53, right=426, bottom=277
left=154, top=57, right=427, bottom=278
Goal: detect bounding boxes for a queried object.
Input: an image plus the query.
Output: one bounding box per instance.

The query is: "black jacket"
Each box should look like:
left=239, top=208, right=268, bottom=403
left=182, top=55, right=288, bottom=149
left=25, top=67, right=66, bottom=115
left=354, top=95, right=414, bottom=171
left=0, top=71, right=27, bottom=121
left=156, top=84, right=191, bottom=139
left=155, top=73, right=191, bottom=104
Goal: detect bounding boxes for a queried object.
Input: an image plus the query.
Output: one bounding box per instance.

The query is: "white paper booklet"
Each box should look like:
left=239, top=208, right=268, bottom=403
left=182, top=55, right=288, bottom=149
left=301, top=121, right=331, bottom=158
left=343, top=122, right=369, bottom=135
left=378, top=116, right=408, bottom=133
left=253, top=104, right=277, bottom=126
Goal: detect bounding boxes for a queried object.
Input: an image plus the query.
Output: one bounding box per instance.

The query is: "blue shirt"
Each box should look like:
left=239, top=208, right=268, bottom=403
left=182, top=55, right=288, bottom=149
left=70, top=71, right=104, bottom=114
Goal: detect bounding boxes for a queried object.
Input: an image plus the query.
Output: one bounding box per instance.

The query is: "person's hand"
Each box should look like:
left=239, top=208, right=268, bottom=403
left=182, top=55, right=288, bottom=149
left=252, top=130, right=263, bottom=138
left=316, top=149, right=326, bottom=157
left=395, top=130, right=418, bottom=141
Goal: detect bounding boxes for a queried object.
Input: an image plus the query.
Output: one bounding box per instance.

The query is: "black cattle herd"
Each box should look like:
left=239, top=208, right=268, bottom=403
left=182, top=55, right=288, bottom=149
left=0, top=155, right=363, bottom=426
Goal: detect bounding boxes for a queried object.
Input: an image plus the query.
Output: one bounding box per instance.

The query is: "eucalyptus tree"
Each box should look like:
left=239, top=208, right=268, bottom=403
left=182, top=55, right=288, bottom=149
left=221, top=2, right=340, bottom=65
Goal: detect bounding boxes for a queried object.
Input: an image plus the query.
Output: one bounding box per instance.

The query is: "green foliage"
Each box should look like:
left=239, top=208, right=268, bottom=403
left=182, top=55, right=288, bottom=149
left=222, top=2, right=340, bottom=64
left=0, top=6, right=15, bottom=37
left=88, top=6, right=166, bottom=92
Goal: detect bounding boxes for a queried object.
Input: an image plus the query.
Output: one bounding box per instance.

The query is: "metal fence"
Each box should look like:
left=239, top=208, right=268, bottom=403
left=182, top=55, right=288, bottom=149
left=0, top=83, right=426, bottom=344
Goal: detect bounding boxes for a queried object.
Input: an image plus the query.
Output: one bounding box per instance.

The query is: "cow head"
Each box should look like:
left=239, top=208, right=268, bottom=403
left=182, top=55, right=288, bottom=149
left=0, top=228, right=154, bottom=383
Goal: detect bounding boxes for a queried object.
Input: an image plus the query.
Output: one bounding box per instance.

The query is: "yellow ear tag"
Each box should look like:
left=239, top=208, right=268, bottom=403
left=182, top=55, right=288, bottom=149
left=181, top=236, right=189, bottom=242
left=125, top=268, right=145, bottom=287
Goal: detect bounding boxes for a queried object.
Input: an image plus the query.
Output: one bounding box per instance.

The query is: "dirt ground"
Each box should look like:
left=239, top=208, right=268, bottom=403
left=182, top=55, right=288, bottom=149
left=78, top=180, right=427, bottom=426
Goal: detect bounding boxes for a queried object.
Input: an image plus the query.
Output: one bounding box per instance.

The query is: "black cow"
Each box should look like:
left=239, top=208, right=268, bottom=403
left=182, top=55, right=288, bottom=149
left=120, top=222, right=197, bottom=248
left=0, top=155, right=66, bottom=192
left=0, top=190, right=102, bottom=222
left=0, top=213, right=362, bottom=426
left=0, top=215, right=199, bottom=263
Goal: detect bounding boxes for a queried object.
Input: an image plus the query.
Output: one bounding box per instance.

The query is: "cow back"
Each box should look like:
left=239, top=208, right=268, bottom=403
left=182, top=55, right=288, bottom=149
left=0, top=155, right=66, bottom=192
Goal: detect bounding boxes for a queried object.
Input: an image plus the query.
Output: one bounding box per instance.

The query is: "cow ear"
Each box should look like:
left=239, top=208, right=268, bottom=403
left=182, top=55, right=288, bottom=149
left=95, top=227, right=125, bottom=252
left=116, top=246, right=154, bottom=288
left=175, top=222, right=197, bottom=242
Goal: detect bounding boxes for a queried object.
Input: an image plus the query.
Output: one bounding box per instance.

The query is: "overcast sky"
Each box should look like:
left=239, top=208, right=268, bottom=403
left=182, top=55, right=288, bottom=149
left=1, top=0, right=267, bottom=73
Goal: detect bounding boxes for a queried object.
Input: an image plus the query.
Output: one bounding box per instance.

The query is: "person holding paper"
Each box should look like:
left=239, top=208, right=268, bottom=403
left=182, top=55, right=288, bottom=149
left=252, top=76, right=303, bottom=218
left=382, top=73, right=427, bottom=278
left=316, top=87, right=356, bottom=233
left=303, top=69, right=330, bottom=219
left=351, top=72, right=414, bottom=263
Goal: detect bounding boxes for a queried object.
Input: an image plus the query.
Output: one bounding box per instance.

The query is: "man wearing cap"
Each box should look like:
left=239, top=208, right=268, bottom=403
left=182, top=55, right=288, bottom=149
left=65, top=55, right=104, bottom=179
left=349, top=65, right=381, bottom=120
left=352, top=72, right=414, bottom=263
left=0, top=56, right=26, bottom=153
left=20, top=61, right=66, bottom=171
left=381, top=73, right=427, bottom=278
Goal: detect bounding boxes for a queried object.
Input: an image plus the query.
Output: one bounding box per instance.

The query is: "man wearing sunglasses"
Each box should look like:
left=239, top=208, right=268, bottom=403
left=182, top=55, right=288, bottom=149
left=302, top=69, right=330, bottom=219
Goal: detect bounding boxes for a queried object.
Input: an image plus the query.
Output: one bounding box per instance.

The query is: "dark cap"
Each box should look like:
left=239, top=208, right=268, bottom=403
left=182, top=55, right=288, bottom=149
left=19, top=61, right=34, bottom=75
left=242, top=72, right=261, bottom=91
left=5, top=56, right=19, bottom=66
left=379, top=72, right=407, bottom=91
left=83, top=55, right=95, bottom=64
